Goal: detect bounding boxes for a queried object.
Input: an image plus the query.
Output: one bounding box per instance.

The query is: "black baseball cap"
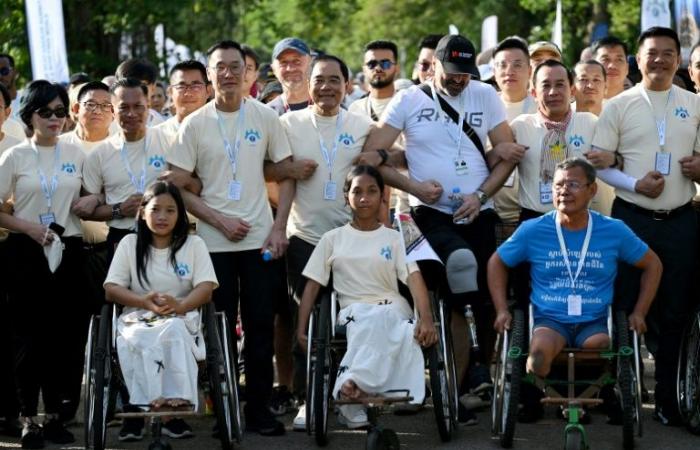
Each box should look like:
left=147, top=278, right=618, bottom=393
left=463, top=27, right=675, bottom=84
left=435, top=35, right=479, bottom=77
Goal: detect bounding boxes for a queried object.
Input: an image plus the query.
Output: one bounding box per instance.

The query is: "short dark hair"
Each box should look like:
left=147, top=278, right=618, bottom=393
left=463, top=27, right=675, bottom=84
left=110, top=77, right=148, bottom=97
left=364, top=40, right=398, bottom=61
left=0, top=83, right=10, bottom=108
left=115, top=58, right=158, bottom=85
left=241, top=44, right=260, bottom=70
left=19, top=80, right=69, bottom=129
left=533, top=59, right=574, bottom=85
left=206, top=40, right=244, bottom=59
left=0, top=53, right=15, bottom=68
left=419, top=34, right=443, bottom=51
left=310, top=54, right=349, bottom=82
left=493, top=37, right=530, bottom=61
left=638, top=26, right=681, bottom=54
left=556, top=157, right=596, bottom=184
left=69, top=72, right=90, bottom=86
left=155, top=81, right=166, bottom=92
left=343, top=165, right=385, bottom=196
left=77, top=81, right=110, bottom=102
left=574, top=59, right=607, bottom=81
left=592, top=36, right=628, bottom=57
left=169, top=60, right=208, bottom=84
left=690, top=40, right=700, bottom=62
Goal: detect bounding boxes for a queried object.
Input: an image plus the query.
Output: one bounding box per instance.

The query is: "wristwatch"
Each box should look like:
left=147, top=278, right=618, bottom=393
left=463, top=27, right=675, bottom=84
left=475, top=190, right=488, bottom=205
left=376, top=148, right=389, bottom=166
left=111, top=203, right=123, bottom=220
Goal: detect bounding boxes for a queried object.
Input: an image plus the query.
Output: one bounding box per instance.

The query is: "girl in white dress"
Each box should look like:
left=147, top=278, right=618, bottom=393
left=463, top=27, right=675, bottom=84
left=296, top=165, right=438, bottom=429
left=104, top=181, right=218, bottom=437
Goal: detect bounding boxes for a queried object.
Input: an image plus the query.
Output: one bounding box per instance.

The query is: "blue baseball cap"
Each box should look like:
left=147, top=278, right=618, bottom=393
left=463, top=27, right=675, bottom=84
left=272, top=37, right=311, bottom=61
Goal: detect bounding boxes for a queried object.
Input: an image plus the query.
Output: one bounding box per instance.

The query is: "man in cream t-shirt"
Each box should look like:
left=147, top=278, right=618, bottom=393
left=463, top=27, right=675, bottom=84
left=166, top=40, right=294, bottom=436
left=591, top=27, right=700, bottom=426
left=82, top=78, right=172, bottom=257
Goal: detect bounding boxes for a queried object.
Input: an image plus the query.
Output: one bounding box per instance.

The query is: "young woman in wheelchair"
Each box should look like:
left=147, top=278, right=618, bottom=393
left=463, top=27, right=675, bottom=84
left=103, top=181, right=218, bottom=439
left=296, top=165, right=438, bottom=429
left=488, top=158, right=661, bottom=418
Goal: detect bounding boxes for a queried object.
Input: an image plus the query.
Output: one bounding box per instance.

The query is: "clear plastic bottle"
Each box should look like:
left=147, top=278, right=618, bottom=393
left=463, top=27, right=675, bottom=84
left=451, top=187, right=469, bottom=225
left=464, top=304, right=480, bottom=352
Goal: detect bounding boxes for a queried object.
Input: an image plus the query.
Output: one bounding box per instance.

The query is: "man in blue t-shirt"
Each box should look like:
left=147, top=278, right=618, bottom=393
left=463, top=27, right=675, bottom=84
left=487, top=158, right=661, bottom=379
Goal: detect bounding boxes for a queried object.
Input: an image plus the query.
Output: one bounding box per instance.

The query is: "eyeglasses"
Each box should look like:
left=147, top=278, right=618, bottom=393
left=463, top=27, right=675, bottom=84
left=172, top=82, right=206, bottom=92
left=415, top=62, right=431, bottom=72
left=82, top=101, right=113, bottom=112
left=116, top=104, right=147, bottom=114
left=365, top=59, right=395, bottom=70
left=553, top=181, right=591, bottom=192
left=35, top=107, right=68, bottom=119
left=0, top=67, right=11, bottom=76
left=210, top=63, right=244, bottom=76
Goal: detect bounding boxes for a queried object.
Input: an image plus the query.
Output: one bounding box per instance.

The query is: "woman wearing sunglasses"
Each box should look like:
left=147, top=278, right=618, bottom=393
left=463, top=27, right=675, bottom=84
left=0, top=80, right=87, bottom=449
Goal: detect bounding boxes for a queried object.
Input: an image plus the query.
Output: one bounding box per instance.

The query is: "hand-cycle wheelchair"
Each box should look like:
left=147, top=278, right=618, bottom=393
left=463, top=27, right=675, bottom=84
left=83, top=302, right=242, bottom=450
left=678, top=306, right=700, bottom=434
left=304, top=259, right=459, bottom=448
left=491, top=305, right=643, bottom=450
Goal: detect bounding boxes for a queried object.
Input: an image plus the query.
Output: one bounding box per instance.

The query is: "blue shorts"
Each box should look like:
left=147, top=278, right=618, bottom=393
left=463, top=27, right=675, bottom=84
left=533, top=317, right=609, bottom=348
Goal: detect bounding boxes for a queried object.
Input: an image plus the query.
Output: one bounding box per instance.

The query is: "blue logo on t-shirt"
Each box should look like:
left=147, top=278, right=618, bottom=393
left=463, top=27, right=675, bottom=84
left=339, top=133, right=355, bottom=146
left=675, top=107, right=689, bottom=119
left=149, top=155, right=166, bottom=170
left=175, top=263, right=190, bottom=277
left=61, top=162, right=77, bottom=175
left=380, top=246, right=392, bottom=260
left=245, top=129, right=262, bottom=144
left=568, top=135, right=585, bottom=148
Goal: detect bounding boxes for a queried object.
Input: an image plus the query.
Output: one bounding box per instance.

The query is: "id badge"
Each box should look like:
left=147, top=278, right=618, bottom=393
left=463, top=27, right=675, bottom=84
left=567, top=294, right=582, bottom=316
left=655, top=152, right=671, bottom=176
left=539, top=182, right=553, bottom=204
left=228, top=180, right=242, bottom=201
left=454, top=157, right=469, bottom=176
left=323, top=180, right=337, bottom=200
left=39, top=212, right=56, bottom=225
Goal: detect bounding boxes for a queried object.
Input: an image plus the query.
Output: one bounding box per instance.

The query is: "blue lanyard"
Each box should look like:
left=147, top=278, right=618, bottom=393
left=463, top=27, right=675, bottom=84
left=120, top=132, right=149, bottom=193
left=31, top=141, right=61, bottom=212
left=310, top=110, right=344, bottom=180
left=215, top=100, right=246, bottom=179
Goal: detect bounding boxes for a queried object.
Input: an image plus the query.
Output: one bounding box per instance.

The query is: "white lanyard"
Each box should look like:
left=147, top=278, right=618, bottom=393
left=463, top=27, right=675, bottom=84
left=640, top=87, right=672, bottom=152
left=431, top=83, right=465, bottom=155
left=215, top=99, right=246, bottom=179
left=555, top=211, right=593, bottom=293
left=310, top=110, right=344, bottom=180
left=31, top=141, right=61, bottom=212
left=120, top=133, right=149, bottom=194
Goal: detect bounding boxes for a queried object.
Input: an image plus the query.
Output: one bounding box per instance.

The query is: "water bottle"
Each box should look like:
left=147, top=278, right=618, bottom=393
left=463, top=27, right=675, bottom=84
left=262, top=248, right=273, bottom=262
left=451, top=187, right=469, bottom=225
left=464, top=304, right=480, bottom=352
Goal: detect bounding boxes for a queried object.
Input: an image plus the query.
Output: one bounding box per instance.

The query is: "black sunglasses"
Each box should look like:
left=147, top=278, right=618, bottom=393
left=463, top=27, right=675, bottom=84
left=365, top=59, right=395, bottom=70
left=0, top=67, right=11, bottom=76
left=35, top=106, right=68, bottom=119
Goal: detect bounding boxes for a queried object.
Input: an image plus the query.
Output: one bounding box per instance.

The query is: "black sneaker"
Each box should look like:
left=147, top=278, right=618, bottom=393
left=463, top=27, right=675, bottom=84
left=269, top=385, right=295, bottom=416
left=162, top=418, right=194, bottom=439
left=118, top=418, right=144, bottom=442
left=42, top=419, right=74, bottom=444
left=246, top=410, right=286, bottom=436
left=653, top=406, right=683, bottom=426
left=457, top=402, right=479, bottom=426
left=518, top=384, right=544, bottom=423
left=21, top=422, right=43, bottom=450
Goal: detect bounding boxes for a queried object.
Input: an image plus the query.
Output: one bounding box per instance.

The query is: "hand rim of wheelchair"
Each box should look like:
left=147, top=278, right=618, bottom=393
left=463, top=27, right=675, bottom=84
left=677, top=309, right=700, bottom=435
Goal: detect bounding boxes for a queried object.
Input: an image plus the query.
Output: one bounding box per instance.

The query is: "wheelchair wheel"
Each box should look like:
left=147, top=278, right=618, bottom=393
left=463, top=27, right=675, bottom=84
left=497, top=308, right=525, bottom=449
left=615, top=311, right=638, bottom=450
left=312, top=293, right=334, bottom=446
left=564, top=427, right=584, bottom=450
left=305, top=307, right=317, bottom=435
left=678, top=311, right=700, bottom=435
left=218, top=309, right=243, bottom=443
left=84, top=304, right=113, bottom=450
left=428, top=296, right=458, bottom=442
left=204, top=304, right=240, bottom=450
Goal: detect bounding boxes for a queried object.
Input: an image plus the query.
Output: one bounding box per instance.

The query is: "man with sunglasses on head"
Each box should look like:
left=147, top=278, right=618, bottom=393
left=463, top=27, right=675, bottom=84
left=360, top=34, right=523, bottom=425
left=267, top=38, right=313, bottom=116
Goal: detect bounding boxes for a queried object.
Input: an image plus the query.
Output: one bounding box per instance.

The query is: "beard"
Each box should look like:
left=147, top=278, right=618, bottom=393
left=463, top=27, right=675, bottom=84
left=369, top=76, right=394, bottom=89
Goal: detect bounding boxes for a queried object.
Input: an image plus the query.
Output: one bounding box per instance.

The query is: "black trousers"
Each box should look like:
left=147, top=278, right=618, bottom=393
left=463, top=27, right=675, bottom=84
left=210, top=249, right=282, bottom=417
left=612, top=199, right=698, bottom=413
left=5, top=234, right=88, bottom=417
left=0, top=239, right=18, bottom=420
left=107, top=227, right=135, bottom=262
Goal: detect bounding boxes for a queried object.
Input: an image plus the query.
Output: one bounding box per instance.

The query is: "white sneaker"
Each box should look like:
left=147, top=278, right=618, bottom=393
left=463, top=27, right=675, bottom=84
left=337, top=404, right=369, bottom=429
left=293, top=405, right=306, bottom=431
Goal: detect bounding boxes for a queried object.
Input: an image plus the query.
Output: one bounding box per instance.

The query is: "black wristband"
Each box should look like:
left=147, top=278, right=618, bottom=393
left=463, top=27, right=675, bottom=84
left=376, top=149, right=389, bottom=166
left=111, top=203, right=123, bottom=220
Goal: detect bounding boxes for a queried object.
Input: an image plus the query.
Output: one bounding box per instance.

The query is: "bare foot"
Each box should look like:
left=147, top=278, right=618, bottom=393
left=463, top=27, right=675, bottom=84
left=167, top=398, right=191, bottom=408
left=340, top=380, right=368, bottom=400
left=150, top=397, right=167, bottom=410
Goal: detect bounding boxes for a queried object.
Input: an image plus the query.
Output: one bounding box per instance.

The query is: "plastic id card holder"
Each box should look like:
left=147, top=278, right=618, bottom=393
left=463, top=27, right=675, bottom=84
left=228, top=180, right=242, bottom=201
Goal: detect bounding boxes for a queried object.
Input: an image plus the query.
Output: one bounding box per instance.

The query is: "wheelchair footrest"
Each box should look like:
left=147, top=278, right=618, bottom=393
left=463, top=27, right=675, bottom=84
left=335, top=395, right=413, bottom=406
left=116, top=409, right=199, bottom=418
left=540, top=397, right=603, bottom=406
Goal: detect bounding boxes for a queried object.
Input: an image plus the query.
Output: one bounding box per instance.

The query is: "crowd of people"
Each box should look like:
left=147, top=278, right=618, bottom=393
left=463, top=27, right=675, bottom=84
left=0, top=23, right=699, bottom=449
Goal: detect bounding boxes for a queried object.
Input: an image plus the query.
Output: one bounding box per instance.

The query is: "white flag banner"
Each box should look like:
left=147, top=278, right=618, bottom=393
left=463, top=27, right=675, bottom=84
left=25, top=0, right=70, bottom=83
left=642, top=0, right=671, bottom=30
left=676, top=0, right=700, bottom=63
left=552, top=0, right=563, bottom=50
left=481, top=16, right=498, bottom=51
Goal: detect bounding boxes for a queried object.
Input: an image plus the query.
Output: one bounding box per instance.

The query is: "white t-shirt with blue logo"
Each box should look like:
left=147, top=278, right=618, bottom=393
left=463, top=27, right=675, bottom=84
left=511, top=111, right=614, bottom=214
left=382, top=80, right=506, bottom=214
left=497, top=210, right=648, bottom=323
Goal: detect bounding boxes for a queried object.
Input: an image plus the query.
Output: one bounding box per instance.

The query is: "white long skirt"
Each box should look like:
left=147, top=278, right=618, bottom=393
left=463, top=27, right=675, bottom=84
left=117, top=310, right=204, bottom=409
left=331, top=301, right=425, bottom=404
